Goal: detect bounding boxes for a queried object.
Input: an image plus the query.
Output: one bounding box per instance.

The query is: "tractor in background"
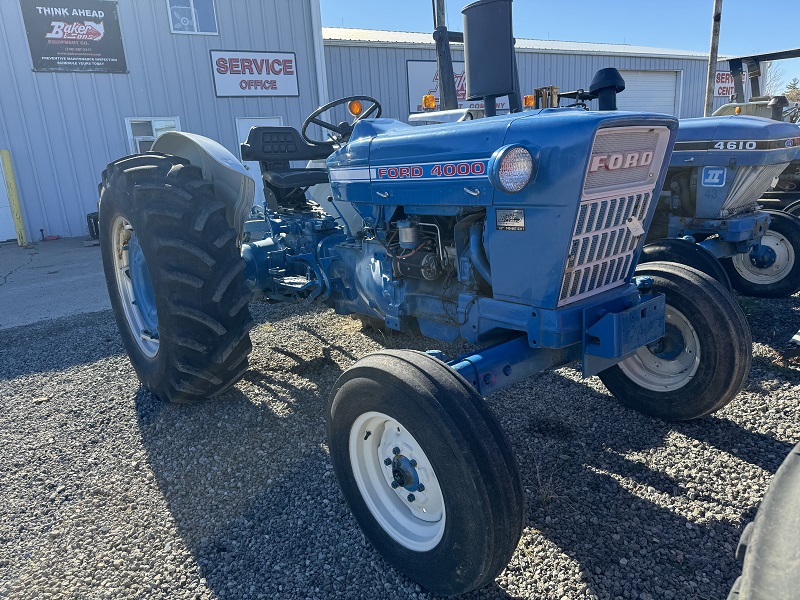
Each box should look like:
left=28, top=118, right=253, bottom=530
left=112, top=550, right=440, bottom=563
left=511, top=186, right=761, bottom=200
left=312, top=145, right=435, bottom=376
left=713, top=49, right=800, bottom=211
left=521, top=55, right=800, bottom=298
left=641, top=113, right=800, bottom=298
left=639, top=48, right=800, bottom=299
left=97, top=0, right=751, bottom=594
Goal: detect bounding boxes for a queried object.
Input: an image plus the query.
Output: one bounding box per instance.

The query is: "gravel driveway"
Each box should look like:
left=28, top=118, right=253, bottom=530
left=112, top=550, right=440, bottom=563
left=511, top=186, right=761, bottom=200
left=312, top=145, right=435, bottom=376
left=1, top=294, right=798, bottom=600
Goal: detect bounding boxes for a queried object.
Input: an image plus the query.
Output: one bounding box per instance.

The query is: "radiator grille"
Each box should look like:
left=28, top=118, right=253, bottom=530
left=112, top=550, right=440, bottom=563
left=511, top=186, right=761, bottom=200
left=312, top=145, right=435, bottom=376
left=720, top=162, right=789, bottom=216
left=558, top=191, right=652, bottom=306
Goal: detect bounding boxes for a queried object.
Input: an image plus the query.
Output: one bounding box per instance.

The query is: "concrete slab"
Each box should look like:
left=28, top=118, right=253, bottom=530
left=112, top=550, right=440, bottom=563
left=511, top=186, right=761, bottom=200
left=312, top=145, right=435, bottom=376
left=0, top=237, right=110, bottom=330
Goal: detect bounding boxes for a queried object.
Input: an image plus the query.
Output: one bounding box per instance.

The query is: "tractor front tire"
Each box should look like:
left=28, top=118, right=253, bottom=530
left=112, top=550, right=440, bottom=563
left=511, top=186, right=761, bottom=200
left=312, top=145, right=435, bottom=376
left=99, top=153, right=254, bottom=403
left=639, top=237, right=732, bottom=292
left=599, top=261, right=751, bottom=421
left=327, top=350, right=524, bottom=596
left=722, top=209, right=800, bottom=298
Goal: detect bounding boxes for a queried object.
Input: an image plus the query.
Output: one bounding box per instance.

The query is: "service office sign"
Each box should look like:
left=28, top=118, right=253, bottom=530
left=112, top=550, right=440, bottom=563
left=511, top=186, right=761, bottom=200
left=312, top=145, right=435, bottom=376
left=211, top=50, right=299, bottom=97
left=406, top=60, right=508, bottom=113
left=20, top=0, right=127, bottom=73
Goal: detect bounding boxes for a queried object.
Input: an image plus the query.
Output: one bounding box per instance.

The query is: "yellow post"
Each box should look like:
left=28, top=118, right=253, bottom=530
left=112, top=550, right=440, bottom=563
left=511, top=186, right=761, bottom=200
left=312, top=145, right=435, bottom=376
left=0, top=149, right=28, bottom=247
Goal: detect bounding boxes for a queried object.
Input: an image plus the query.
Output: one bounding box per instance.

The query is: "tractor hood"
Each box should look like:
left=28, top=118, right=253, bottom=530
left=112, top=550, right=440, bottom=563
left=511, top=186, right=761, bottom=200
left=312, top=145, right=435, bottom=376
left=327, top=110, right=678, bottom=215
left=672, top=116, right=800, bottom=166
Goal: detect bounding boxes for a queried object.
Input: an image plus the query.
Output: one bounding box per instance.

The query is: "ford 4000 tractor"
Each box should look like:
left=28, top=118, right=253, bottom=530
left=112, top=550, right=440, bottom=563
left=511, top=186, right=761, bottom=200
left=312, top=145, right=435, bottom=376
left=98, top=0, right=751, bottom=595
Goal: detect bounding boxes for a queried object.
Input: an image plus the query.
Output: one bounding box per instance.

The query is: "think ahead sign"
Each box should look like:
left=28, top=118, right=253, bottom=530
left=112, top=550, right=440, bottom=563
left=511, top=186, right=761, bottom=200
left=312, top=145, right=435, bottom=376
left=20, top=0, right=127, bottom=73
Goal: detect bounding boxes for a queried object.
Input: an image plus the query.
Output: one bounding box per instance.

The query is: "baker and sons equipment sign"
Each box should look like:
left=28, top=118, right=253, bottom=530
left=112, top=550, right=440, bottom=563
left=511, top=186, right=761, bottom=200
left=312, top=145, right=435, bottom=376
left=407, top=60, right=508, bottom=113
left=20, top=0, right=127, bottom=73
left=211, top=50, right=299, bottom=97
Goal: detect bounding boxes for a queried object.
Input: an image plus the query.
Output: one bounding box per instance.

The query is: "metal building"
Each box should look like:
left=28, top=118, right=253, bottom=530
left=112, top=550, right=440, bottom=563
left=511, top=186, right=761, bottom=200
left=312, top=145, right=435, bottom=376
left=0, top=0, right=327, bottom=240
left=1, top=2, right=747, bottom=242
left=323, top=28, right=741, bottom=121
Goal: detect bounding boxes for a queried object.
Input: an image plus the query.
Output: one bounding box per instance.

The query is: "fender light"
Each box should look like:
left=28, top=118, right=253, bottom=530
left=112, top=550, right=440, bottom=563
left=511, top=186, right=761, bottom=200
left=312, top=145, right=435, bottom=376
left=422, top=94, right=436, bottom=111
left=488, top=145, right=535, bottom=193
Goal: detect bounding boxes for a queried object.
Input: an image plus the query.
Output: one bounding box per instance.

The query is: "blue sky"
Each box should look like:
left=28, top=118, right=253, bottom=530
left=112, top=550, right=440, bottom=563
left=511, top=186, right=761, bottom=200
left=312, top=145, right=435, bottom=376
left=320, top=0, right=800, bottom=91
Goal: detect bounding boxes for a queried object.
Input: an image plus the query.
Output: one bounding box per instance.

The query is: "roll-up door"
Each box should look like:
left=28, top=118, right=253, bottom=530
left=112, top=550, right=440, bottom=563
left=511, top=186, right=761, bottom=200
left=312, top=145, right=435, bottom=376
left=616, top=70, right=678, bottom=115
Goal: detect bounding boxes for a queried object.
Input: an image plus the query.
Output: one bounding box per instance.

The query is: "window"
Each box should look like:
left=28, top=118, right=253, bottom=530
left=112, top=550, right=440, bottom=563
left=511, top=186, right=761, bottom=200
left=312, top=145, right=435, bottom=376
left=125, top=118, right=181, bottom=154
left=167, top=0, right=218, bottom=35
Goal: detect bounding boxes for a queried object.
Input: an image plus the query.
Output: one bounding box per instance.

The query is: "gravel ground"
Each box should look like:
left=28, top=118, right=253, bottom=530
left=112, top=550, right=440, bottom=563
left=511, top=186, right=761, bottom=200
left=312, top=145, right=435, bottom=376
left=1, top=293, right=799, bottom=600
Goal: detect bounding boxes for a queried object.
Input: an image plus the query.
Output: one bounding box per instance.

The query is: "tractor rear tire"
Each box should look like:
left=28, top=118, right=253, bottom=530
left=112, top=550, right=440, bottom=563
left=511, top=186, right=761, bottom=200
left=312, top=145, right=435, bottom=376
left=599, top=261, right=751, bottom=421
left=722, top=210, right=800, bottom=298
left=639, top=237, right=732, bottom=292
left=99, top=153, right=254, bottom=403
left=728, top=443, right=800, bottom=600
left=327, top=350, right=524, bottom=596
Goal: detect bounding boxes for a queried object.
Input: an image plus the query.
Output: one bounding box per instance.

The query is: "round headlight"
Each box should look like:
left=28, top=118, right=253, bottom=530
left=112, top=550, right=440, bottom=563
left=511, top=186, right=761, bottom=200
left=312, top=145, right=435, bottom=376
left=490, top=145, right=534, bottom=193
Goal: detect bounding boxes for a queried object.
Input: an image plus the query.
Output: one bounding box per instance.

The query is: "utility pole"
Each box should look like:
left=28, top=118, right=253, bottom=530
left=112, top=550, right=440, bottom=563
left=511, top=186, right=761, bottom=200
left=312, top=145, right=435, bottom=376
left=704, top=0, right=723, bottom=116
left=432, top=0, right=458, bottom=110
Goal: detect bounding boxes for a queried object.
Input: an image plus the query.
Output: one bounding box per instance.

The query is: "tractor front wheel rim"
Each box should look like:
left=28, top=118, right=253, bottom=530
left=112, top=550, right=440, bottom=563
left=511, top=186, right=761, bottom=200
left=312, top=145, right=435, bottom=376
left=733, top=231, right=795, bottom=285
left=349, top=411, right=446, bottom=551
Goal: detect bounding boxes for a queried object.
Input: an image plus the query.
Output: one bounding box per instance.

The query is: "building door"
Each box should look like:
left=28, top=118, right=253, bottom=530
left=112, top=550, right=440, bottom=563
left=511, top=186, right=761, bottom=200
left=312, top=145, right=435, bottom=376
left=0, top=165, right=17, bottom=242
left=617, top=70, right=679, bottom=116
left=236, top=117, right=284, bottom=206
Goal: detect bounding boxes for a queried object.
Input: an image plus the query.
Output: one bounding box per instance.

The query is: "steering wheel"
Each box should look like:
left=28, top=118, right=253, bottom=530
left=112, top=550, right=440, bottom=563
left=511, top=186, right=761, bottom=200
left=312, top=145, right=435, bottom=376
left=301, top=95, right=382, bottom=147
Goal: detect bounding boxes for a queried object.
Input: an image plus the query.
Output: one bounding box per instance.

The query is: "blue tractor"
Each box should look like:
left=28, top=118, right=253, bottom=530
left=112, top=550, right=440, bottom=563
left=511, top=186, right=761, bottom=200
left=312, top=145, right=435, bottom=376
left=97, top=0, right=751, bottom=594
left=641, top=114, right=800, bottom=298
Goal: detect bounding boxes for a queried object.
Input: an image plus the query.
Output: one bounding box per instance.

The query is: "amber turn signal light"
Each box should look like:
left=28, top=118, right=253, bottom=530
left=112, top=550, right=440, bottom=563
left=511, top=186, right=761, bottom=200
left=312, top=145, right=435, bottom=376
left=422, top=94, right=436, bottom=111
left=347, top=100, right=364, bottom=116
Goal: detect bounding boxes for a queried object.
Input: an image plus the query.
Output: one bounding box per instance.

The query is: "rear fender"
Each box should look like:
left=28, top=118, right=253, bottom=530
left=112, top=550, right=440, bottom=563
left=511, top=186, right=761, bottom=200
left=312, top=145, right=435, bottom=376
left=152, top=131, right=254, bottom=237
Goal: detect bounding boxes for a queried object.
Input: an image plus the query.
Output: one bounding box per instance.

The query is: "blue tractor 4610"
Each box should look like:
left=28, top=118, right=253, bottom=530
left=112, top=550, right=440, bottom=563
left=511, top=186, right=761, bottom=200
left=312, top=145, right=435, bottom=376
left=641, top=114, right=800, bottom=298
left=97, top=0, right=751, bottom=595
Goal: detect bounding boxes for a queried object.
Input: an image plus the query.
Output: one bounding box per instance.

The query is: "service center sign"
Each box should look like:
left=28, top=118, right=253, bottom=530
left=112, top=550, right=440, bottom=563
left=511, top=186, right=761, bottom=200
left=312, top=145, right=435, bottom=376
left=20, top=0, right=127, bottom=73
left=211, top=50, right=298, bottom=97
left=715, top=71, right=736, bottom=97
left=406, top=60, right=508, bottom=113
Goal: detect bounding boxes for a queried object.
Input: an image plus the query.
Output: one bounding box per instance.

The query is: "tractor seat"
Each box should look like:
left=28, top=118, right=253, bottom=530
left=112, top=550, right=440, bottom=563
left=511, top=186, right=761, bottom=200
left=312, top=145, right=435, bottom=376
left=242, top=126, right=333, bottom=189
left=263, top=168, right=329, bottom=189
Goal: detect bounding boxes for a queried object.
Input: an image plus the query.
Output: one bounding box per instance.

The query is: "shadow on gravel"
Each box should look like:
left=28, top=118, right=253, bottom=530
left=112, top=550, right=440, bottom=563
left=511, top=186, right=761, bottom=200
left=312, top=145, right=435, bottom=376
left=133, top=310, right=793, bottom=600
left=676, top=418, right=794, bottom=474
left=0, top=310, right=124, bottom=381
left=135, top=324, right=452, bottom=600
left=485, top=369, right=791, bottom=600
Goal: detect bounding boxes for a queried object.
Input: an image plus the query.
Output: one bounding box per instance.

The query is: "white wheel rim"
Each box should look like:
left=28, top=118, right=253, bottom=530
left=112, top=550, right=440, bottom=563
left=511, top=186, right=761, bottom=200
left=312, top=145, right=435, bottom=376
left=349, top=411, right=445, bottom=551
left=111, top=216, right=159, bottom=358
left=618, top=305, right=700, bottom=392
left=731, top=230, right=795, bottom=285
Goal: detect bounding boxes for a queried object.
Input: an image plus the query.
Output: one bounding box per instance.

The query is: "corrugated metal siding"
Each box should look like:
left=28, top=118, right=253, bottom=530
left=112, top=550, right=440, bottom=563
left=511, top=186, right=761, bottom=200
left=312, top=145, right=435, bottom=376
left=324, top=42, right=741, bottom=121
left=0, top=0, right=324, bottom=238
